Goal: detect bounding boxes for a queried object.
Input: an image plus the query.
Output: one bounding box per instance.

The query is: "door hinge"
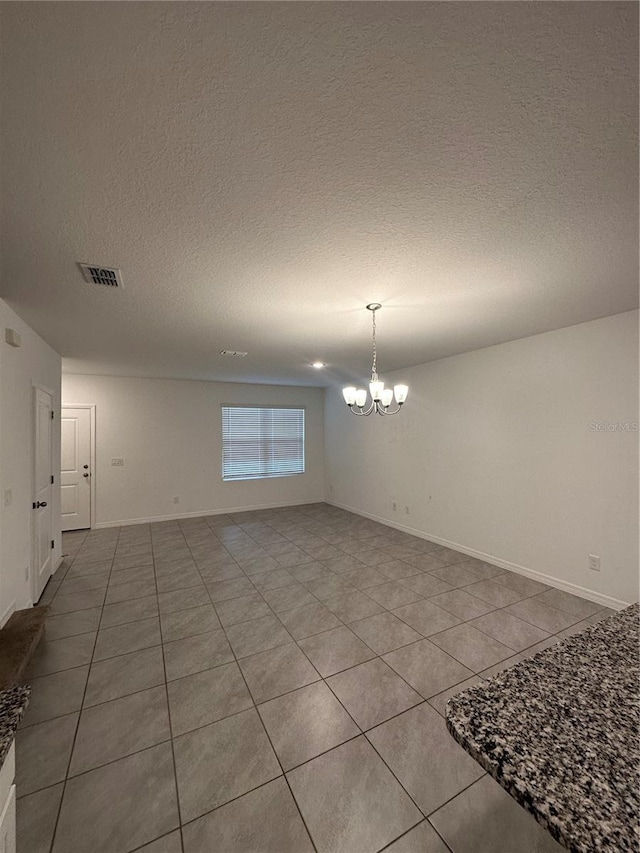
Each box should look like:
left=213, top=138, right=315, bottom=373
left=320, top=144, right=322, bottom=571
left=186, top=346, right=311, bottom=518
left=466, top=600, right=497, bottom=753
left=32, top=502, right=36, bottom=510
left=51, top=474, right=54, bottom=484
left=51, top=539, right=55, bottom=549
left=51, top=410, right=54, bottom=419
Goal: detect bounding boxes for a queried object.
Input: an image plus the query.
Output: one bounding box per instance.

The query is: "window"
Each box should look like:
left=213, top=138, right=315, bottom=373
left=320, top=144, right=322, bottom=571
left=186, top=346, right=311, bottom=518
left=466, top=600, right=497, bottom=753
left=222, top=406, right=305, bottom=481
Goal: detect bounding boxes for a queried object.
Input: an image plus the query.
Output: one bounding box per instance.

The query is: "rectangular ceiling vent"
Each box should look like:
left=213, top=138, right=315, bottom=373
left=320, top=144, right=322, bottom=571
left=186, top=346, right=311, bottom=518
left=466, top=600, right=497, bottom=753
left=78, top=263, right=123, bottom=288
left=220, top=350, right=248, bottom=357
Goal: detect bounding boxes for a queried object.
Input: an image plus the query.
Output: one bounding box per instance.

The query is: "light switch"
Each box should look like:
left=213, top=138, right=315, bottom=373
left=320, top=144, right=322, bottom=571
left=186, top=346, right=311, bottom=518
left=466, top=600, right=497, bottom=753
left=111, top=458, right=124, bottom=467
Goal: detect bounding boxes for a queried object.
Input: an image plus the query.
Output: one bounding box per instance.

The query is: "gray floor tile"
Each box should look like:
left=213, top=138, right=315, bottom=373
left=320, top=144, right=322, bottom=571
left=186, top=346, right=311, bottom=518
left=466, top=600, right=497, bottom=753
left=182, top=777, right=314, bottom=853
left=323, top=589, right=386, bottom=622
left=428, top=547, right=468, bottom=566
left=163, top=629, right=234, bottom=681
left=16, top=783, right=64, bottom=853
left=404, top=554, right=448, bottom=572
left=288, top=561, right=334, bottom=582
left=262, top=583, right=318, bottom=613
left=158, top=586, right=207, bottom=614
left=323, top=555, right=368, bottom=574
left=21, top=666, right=89, bottom=727
left=198, top=561, right=243, bottom=582
left=493, top=571, right=550, bottom=597
left=465, top=579, right=526, bottom=607
left=207, top=576, right=255, bottom=602
left=226, top=613, right=293, bottom=658
left=48, top=588, right=106, bottom=615
left=430, top=624, right=514, bottom=672
left=101, top=595, right=159, bottom=628
left=70, top=686, right=170, bottom=775
left=167, top=662, right=253, bottom=735
left=258, top=681, right=359, bottom=770
left=400, top=573, right=455, bottom=598
left=26, top=632, right=96, bottom=677
left=215, top=592, right=272, bottom=626
left=173, top=708, right=281, bottom=823
left=45, top=607, right=102, bottom=641
left=93, top=617, right=161, bottom=661
left=384, top=820, right=451, bottom=853
left=534, top=587, right=603, bottom=618
left=155, top=569, right=203, bottom=594
left=105, top=578, right=157, bottom=604
left=288, top=735, right=422, bottom=853
left=67, top=560, right=113, bottom=579
left=383, top=639, right=473, bottom=699
left=341, top=566, right=390, bottom=589
left=303, top=574, right=357, bottom=600
left=251, top=567, right=297, bottom=591
left=239, top=642, right=320, bottom=703
left=109, top=564, right=156, bottom=586
left=111, top=553, right=154, bottom=571
left=366, top=581, right=423, bottom=609
left=350, top=611, right=422, bottom=655
left=429, top=589, right=496, bottom=621
left=393, top=599, right=462, bottom=637
left=160, top=604, right=221, bottom=642
left=428, top=676, right=485, bottom=717
left=53, top=743, right=179, bottom=853
left=470, top=610, right=550, bottom=652
left=430, top=774, right=565, bottom=852
left=377, top=559, right=422, bottom=580
left=277, top=601, right=342, bottom=639
left=16, top=713, right=78, bottom=795
left=429, top=565, right=482, bottom=589
left=58, top=572, right=110, bottom=594
left=367, top=703, right=485, bottom=815
left=455, top=558, right=506, bottom=581
left=298, top=626, right=375, bottom=677
left=327, top=658, right=422, bottom=730
left=84, top=645, right=165, bottom=707
left=504, top=598, right=580, bottom=633
left=274, top=550, right=317, bottom=569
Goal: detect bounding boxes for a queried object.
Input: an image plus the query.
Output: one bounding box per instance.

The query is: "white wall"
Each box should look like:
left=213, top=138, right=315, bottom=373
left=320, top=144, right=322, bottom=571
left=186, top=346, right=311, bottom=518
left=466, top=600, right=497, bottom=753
left=325, top=311, right=639, bottom=608
left=0, top=299, right=62, bottom=623
left=62, top=375, right=324, bottom=527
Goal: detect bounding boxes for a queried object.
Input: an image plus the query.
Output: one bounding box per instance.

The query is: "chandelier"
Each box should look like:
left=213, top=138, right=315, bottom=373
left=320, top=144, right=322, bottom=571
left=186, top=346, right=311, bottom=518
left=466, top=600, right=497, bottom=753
left=342, top=304, right=409, bottom=416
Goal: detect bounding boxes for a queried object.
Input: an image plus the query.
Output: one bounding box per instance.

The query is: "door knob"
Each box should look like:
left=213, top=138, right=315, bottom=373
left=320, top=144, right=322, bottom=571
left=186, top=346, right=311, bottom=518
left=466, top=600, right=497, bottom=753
left=83, top=473, right=89, bottom=478
left=36, top=501, right=47, bottom=508
left=83, top=465, right=89, bottom=469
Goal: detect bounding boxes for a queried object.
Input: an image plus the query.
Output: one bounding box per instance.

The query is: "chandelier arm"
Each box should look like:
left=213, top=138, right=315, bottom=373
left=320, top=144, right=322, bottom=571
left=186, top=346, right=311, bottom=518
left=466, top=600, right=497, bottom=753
left=376, top=403, right=403, bottom=416
left=349, top=401, right=375, bottom=416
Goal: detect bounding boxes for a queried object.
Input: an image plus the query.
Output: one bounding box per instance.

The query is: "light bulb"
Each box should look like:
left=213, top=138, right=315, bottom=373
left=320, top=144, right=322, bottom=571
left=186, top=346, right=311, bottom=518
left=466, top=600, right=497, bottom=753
left=369, top=380, right=384, bottom=401
left=380, top=388, right=393, bottom=407
left=355, top=388, right=367, bottom=407
left=394, top=384, right=409, bottom=404
left=342, top=387, right=356, bottom=405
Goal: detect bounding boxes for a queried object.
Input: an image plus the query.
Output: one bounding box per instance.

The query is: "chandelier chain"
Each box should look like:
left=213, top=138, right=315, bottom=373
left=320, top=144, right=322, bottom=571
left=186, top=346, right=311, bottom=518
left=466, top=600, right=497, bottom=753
left=371, top=308, right=377, bottom=376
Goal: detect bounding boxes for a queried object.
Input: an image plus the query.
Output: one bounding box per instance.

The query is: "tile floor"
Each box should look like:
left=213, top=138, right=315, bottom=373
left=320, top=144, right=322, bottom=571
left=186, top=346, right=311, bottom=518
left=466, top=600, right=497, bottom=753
left=17, top=503, right=614, bottom=853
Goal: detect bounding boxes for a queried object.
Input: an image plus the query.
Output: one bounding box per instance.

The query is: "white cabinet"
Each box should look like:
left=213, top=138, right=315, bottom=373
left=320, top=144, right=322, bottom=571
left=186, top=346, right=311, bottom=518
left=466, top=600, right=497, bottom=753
left=0, top=744, right=16, bottom=853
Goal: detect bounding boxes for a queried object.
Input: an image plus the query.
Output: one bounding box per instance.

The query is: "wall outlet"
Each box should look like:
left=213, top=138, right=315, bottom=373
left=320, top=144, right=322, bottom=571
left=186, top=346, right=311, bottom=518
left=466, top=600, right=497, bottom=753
left=111, top=458, right=124, bottom=467
left=588, top=554, right=601, bottom=572
left=173, top=496, right=180, bottom=504
left=404, top=505, right=410, bottom=515
left=392, top=502, right=397, bottom=511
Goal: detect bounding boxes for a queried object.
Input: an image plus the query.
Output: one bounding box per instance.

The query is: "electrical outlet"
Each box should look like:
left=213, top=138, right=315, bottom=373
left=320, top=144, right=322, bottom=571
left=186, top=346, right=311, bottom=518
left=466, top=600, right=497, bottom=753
left=588, top=554, right=601, bottom=572
left=173, top=496, right=180, bottom=504
left=405, top=505, right=410, bottom=515
left=111, top=458, right=124, bottom=467
left=392, top=502, right=397, bottom=511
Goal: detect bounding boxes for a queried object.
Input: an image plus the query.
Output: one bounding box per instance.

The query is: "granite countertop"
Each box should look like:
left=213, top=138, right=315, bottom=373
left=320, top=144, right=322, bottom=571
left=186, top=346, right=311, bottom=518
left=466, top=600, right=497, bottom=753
left=446, top=603, right=639, bottom=853
left=0, top=685, right=30, bottom=768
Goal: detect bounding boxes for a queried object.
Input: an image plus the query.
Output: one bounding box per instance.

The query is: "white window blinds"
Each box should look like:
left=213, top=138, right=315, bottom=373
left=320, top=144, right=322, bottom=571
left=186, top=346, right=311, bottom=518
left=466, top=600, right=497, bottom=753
left=222, top=406, right=305, bottom=481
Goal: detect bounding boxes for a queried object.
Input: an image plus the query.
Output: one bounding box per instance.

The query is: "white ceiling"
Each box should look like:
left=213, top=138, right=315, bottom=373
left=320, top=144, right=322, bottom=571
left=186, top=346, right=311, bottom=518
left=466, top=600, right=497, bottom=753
left=0, top=2, right=637, bottom=387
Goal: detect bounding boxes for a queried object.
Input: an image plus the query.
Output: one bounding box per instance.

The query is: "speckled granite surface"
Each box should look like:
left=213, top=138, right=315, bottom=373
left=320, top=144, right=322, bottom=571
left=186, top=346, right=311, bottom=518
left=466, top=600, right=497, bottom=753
left=447, top=603, right=640, bottom=853
left=0, top=685, right=30, bottom=768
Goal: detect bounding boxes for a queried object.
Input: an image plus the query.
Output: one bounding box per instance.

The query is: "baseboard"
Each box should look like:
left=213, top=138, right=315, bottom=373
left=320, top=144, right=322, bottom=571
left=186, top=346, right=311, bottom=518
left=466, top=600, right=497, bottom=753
left=0, top=600, right=16, bottom=630
left=326, top=499, right=631, bottom=611
left=93, top=498, right=324, bottom=529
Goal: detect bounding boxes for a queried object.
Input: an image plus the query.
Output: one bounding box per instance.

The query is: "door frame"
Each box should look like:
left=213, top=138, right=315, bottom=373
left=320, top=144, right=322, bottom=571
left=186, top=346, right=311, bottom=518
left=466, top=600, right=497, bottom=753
left=61, top=403, right=96, bottom=531
left=31, top=383, right=55, bottom=604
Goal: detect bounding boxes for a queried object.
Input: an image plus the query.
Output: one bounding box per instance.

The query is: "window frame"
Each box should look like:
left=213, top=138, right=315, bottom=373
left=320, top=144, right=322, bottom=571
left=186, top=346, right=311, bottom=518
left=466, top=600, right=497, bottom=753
left=220, top=404, right=306, bottom=482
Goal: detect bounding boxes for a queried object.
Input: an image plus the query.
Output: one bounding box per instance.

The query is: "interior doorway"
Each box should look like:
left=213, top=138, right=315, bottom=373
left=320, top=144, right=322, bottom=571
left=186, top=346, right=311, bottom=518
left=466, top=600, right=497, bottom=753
left=32, top=386, right=54, bottom=602
left=61, top=405, right=95, bottom=531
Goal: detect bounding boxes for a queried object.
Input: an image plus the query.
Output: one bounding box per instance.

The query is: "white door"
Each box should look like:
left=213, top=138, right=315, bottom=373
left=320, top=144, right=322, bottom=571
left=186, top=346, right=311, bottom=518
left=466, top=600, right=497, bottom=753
left=61, top=407, right=91, bottom=531
left=32, top=388, right=53, bottom=602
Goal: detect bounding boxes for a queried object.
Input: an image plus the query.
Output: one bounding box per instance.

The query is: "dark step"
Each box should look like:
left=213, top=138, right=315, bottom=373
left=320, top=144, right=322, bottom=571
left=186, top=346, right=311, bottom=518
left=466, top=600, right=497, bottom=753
left=0, top=606, right=49, bottom=691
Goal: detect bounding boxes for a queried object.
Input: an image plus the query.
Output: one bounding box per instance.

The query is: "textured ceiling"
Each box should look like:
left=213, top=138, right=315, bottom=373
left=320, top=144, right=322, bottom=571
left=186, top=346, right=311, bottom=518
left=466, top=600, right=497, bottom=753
left=0, top=2, right=637, bottom=387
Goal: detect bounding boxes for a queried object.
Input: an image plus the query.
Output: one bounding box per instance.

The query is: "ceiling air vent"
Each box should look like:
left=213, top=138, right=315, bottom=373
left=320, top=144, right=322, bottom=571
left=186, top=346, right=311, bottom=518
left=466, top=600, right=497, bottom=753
left=78, top=263, right=124, bottom=288
left=220, top=350, right=248, bottom=357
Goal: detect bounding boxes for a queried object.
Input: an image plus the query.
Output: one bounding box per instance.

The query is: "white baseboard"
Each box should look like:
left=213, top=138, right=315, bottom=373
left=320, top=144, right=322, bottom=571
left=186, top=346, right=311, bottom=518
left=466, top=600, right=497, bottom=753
left=0, top=600, right=16, bottom=629
left=93, top=498, right=324, bottom=529
left=326, top=499, right=631, bottom=611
